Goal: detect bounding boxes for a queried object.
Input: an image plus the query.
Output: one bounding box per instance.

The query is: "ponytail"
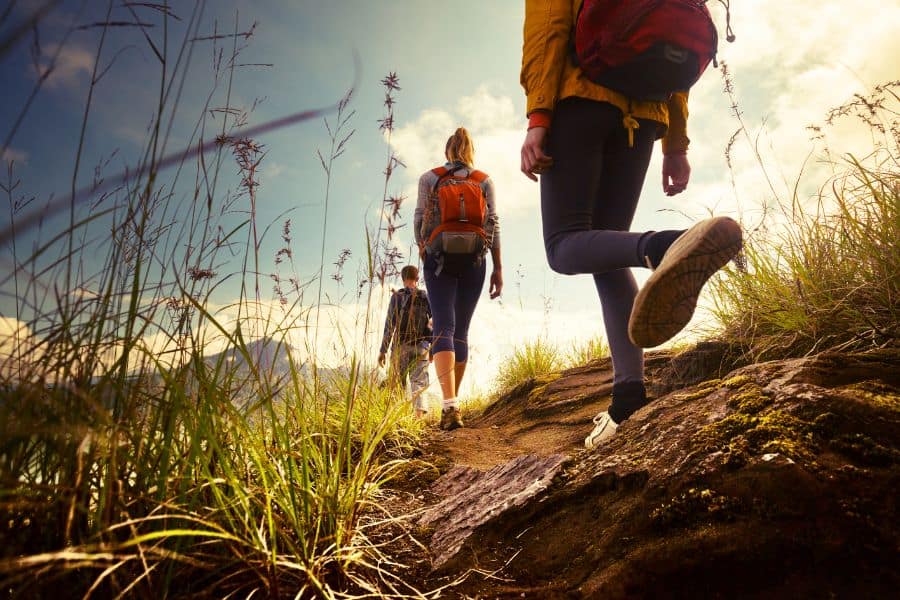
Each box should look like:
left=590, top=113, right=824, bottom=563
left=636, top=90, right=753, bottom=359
left=445, top=127, right=475, bottom=167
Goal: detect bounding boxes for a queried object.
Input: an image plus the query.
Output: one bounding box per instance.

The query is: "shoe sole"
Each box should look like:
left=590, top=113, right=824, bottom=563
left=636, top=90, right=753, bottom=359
left=629, top=217, right=742, bottom=348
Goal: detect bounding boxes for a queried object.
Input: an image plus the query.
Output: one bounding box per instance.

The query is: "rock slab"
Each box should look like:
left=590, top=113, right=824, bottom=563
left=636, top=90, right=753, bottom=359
left=418, top=453, right=568, bottom=568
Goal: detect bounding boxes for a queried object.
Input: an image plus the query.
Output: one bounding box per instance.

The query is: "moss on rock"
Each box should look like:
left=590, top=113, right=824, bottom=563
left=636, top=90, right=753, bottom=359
left=526, top=372, right=563, bottom=404
left=650, top=487, right=744, bottom=528
left=672, top=378, right=722, bottom=402
left=722, top=374, right=754, bottom=389
left=693, top=380, right=817, bottom=467
left=838, top=380, right=900, bottom=413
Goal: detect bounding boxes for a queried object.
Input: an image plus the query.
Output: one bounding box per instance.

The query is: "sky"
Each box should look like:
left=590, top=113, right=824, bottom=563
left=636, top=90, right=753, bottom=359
left=1, top=1, right=898, bottom=397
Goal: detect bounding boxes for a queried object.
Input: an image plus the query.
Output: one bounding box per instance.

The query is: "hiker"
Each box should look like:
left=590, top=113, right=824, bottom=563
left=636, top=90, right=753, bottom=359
left=379, top=265, right=433, bottom=418
left=416, top=127, right=502, bottom=431
left=519, top=0, right=742, bottom=448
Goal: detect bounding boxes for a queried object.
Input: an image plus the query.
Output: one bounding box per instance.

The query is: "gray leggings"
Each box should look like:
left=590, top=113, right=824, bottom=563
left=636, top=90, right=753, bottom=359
left=540, top=98, right=657, bottom=384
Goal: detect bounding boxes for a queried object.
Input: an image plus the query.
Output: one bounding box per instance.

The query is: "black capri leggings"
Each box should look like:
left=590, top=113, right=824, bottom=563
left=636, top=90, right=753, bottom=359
left=423, top=255, right=486, bottom=363
left=539, top=97, right=657, bottom=384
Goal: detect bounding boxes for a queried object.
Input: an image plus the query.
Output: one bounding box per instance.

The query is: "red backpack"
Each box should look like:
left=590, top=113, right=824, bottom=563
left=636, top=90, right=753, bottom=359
left=423, top=166, right=489, bottom=257
left=574, top=0, right=719, bottom=101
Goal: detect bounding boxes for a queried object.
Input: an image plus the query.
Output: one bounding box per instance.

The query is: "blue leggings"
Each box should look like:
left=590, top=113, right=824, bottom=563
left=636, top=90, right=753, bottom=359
left=540, top=98, right=657, bottom=385
left=423, top=256, right=486, bottom=363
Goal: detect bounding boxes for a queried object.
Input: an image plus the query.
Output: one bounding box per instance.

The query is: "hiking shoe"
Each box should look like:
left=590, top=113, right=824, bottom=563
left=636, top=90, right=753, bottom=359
left=628, top=217, right=742, bottom=348
left=440, top=407, right=464, bottom=431
left=585, top=411, right=618, bottom=449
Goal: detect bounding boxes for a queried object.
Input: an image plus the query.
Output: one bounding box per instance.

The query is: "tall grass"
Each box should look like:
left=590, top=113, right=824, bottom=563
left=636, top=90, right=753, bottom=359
left=565, top=335, right=609, bottom=367
left=494, top=338, right=564, bottom=393
left=708, top=83, right=899, bottom=361
left=0, top=5, right=421, bottom=598
left=492, top=334, right=608, bottom=396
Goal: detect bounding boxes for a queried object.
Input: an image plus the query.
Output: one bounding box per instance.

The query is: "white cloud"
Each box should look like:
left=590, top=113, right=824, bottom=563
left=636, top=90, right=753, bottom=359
left=36, top=43, right=95, bottom=90
left=1, top=147, right=29, bottom=166
left=583, top=1, right=897, bottom=254
left=0, top=317, right=41, bottom=380
left=0, top=317, right=31, bottom=350
left=266, top=162, right=287, bottom=178
left=391, top=85, right=540, bottom=217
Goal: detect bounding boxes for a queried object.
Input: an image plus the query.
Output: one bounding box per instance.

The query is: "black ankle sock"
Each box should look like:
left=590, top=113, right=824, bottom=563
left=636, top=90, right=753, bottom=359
left=640, top=229, right=686, bottom=269
left=607, top=381, right=648, bottom=424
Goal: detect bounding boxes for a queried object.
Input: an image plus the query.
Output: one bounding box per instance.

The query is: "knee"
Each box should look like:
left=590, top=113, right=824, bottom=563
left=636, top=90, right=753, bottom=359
left=545, top=243, right=572, bottom=275
left=431, top=328, right=455, bottom=354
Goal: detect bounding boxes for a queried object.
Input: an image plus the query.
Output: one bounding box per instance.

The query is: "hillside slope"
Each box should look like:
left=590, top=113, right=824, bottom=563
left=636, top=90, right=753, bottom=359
left=392, top=346, right=900, bottom=598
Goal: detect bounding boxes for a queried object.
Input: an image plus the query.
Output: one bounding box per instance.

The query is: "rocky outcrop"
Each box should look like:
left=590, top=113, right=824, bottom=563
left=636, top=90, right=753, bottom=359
left=417, top=453, right=568, bottom=568
left=418, top=349, right=900, bottom=598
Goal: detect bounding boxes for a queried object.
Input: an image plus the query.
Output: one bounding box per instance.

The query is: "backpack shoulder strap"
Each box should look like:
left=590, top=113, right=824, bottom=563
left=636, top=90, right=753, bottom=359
left=430, top=166, right=450, bottom=194
left=396, top=288, right=412, bottom=322
left=467, top=169, right=488, bottom=184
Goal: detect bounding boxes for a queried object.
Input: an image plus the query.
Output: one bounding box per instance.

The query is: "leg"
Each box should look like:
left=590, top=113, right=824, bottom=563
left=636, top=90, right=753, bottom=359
left=423, top=257, right=458, bottom=402
left=589, top=110, right=656, bottom=387
left=386, top=348, right=404, bottom=392
left=432, top=351, right=456, bottom=401
left=594, top=272, right=643, bottom=384
left=449, top=259, right=486, bottom=393
left=540, top=98, right=654, bottom=386
left=538, top=99, right=656, bottom=444
left=409, top=343, right=431, bottom=418
left=453, top=362, right=467, bottom=396
left=396, top=343, right=416, bottom=399
left=540, top=98, right=649, bottom=275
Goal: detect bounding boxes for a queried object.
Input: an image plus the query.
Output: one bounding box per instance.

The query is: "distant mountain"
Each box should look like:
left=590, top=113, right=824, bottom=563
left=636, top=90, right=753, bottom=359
left=202, top=337, right=357, bottom=410
left=204, top=336, right=301, bottom=379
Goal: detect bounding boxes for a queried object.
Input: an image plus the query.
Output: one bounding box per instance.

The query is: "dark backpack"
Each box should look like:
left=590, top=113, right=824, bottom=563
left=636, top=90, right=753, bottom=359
left=423, top=166, right=490, bottom=259
left=573, top=0, right=719, bottom=101
left=396, top=289, right=431, bottom=345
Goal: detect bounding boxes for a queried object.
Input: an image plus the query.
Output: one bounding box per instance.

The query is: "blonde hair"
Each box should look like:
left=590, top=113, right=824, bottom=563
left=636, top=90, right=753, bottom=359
left=445, top=127, right=475, bottom=166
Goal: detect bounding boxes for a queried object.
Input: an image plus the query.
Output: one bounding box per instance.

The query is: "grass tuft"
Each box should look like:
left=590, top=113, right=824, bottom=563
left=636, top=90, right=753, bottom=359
left=494, top=338, right=564, bottom=394
left=709, top=151, right=899, bottom=361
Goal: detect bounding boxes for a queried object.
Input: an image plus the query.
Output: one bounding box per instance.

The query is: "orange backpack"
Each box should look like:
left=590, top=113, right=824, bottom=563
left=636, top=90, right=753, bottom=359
left=424, top=166, right=489, bottom=256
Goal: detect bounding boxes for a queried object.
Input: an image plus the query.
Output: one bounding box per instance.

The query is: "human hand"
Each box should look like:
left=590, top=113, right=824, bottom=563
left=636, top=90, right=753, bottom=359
left=662, top=153, right=691, bottom=196
left=489, top=268, right=503, bottom=299
left=520, top=127, right=553, bottom=182
left=378, top=352, right=386, bottom=368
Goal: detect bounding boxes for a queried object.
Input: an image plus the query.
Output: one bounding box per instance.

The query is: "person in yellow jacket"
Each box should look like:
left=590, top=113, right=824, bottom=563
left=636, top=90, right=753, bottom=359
left=519, top=0, right=742, bottom=449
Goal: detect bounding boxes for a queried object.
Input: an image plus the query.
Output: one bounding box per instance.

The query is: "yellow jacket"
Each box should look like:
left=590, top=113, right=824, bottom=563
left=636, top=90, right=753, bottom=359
left=521, top=0, right=690, bottom=154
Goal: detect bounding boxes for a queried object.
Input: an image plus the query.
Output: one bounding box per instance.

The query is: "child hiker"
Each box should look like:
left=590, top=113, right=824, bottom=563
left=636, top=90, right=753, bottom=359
left=379, top=265, right=433, bottom=418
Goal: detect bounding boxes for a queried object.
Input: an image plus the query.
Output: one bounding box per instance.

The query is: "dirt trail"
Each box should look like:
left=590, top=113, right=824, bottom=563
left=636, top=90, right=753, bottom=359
left=420, top=360, right=616, bottom=470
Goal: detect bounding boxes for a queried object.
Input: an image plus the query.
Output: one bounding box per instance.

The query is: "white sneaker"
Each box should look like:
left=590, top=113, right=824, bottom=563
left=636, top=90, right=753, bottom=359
left=584, top=411, right=618, bottom=449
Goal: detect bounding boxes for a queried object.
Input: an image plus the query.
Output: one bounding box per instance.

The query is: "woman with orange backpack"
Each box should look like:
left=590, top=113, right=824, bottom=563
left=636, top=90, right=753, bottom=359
left=519, top=0, right=742, bottom=448
left=416, top=127, right=503, bottom=430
